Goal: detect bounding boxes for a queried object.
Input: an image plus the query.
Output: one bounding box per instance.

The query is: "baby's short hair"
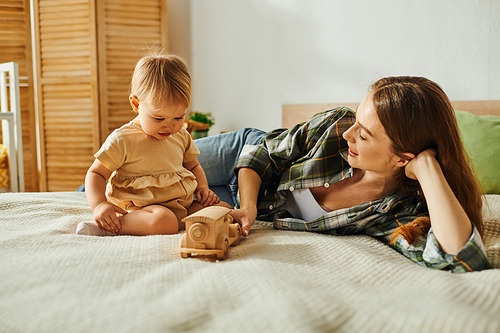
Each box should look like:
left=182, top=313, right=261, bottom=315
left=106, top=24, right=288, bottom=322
left=130, top=52, right=191, bottom=108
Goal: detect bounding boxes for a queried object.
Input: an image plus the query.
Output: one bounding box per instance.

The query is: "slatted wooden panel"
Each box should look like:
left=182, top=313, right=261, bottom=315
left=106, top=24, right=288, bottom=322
left=33, top=0, right=99, bottom=191
left=32, top=0, right=167, bottom=191
left=98, top=0, right=168, bottom=139
left=0, top=0, right=38, bottom=191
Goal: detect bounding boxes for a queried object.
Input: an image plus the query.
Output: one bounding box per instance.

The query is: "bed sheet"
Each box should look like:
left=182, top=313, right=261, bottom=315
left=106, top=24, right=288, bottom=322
left=1, top=192, right=499, bottom=332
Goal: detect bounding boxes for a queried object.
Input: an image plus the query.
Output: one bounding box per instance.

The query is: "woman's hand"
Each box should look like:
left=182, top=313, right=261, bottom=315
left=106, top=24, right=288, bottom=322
left=93, top=201, right=127, bottom=233
left=404, top=148, right=437, bottom=180
left=195, top=189, right=220, bottom=206
left=230, top=206, right=258, bottom=237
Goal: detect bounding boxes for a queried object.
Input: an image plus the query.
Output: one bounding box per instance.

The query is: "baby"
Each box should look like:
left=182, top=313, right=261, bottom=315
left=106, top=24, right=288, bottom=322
left=77, top=52, right=231, bottom=236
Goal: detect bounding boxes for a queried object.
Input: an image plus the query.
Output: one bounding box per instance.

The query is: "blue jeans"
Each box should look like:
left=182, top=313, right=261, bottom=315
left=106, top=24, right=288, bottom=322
left=195, top=128, right=266, bottom=208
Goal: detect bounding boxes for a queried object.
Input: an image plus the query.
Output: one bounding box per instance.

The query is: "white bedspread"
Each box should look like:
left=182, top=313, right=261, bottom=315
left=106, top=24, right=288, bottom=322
left=1, top=192, right=499, bottom=332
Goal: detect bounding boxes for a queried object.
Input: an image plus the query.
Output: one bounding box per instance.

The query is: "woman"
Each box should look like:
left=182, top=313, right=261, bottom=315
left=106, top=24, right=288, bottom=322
left=196, top=76, right=491, bottom=273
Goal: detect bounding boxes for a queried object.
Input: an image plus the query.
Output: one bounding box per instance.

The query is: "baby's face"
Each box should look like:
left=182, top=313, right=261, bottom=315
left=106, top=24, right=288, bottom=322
left=132, top=97, right=187, bottom=140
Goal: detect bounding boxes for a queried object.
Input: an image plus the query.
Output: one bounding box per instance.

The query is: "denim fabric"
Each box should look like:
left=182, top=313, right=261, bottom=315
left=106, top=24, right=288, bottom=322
left=194, top=128, right=266, bottom=207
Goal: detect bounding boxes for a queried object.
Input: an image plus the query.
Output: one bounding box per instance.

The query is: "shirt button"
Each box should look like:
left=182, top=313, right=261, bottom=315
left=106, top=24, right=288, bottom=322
left=269, top=205, right=274, bottom=210
left=324, top=182, right=330, bottom=188
left=289, top=186, right=295, bottom=191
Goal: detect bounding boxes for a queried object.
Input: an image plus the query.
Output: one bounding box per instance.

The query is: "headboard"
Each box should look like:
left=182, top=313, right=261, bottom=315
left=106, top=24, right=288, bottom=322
left=282, top=101, right=500, bottom=128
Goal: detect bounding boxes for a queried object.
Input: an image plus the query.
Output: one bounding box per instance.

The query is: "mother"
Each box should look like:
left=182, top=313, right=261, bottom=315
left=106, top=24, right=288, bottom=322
left=196, top=76, right=491, bottom=273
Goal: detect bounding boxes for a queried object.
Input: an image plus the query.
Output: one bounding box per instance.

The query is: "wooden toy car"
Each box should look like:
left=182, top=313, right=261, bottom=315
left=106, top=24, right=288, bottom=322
left=180, top=206, right=241, bottom=260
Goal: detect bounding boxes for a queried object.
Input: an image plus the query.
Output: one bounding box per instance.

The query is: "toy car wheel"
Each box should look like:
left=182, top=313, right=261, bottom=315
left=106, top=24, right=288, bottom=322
left=217, top=237, right=229, bottom=260
left=180, top=234, right=191, bottom=258
left=231, top=224, right=241, bottom=246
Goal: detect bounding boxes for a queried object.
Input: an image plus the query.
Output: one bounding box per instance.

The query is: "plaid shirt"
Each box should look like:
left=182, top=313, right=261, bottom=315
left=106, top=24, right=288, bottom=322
left=235, top=107, right=491, bottom=273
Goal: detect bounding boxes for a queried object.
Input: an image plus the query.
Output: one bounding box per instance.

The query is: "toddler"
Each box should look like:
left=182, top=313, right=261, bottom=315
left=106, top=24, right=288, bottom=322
left=77, top=52, right=230, bottom=236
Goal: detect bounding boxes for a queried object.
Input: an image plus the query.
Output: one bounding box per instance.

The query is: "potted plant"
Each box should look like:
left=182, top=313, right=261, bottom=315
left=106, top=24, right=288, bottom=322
left=187, top=111, right=215, bottom=139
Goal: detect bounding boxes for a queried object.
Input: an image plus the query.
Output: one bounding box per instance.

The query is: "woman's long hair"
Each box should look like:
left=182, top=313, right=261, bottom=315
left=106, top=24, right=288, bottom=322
left=370, top=76, right=484, bottom=244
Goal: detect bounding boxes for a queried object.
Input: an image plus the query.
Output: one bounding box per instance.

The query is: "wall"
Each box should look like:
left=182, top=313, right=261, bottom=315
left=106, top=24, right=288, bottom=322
left=168, top=0, right=500, bottom=134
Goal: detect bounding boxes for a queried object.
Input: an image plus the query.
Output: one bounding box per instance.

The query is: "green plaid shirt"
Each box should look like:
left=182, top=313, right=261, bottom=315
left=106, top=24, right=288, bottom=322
left=235, top=107, right=491, bottom=273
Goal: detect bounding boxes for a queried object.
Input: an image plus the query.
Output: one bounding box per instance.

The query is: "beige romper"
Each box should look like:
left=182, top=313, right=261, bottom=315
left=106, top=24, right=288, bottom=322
left=95, top=122, right=200, bottom=229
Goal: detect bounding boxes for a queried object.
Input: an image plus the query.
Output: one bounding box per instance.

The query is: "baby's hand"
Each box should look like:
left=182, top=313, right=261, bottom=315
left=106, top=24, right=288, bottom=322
left=195, top=189, right=220, bottom=207
left=93, top=201, right=127, bottom=233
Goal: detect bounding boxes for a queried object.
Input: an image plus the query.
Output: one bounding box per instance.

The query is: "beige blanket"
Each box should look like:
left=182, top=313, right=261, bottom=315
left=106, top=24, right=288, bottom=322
left=1, top=192, right=499, bottom=332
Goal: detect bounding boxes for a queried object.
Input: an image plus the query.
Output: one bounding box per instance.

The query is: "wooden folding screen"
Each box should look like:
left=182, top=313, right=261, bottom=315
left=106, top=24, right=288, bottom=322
left=98, top=0, right=168, bottom=136
left=0, top=0, right=37, bottom=191
left=31, top=0, right=167, bottom=191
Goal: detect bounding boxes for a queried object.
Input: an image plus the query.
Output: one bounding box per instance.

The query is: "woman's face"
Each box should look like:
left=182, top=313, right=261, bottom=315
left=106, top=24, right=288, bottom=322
left=130, top=95, right=186, bottom=140
left=342, top=92, right=405, bottom=174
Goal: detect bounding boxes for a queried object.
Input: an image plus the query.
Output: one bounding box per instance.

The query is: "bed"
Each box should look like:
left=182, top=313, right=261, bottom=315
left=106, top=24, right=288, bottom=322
left=1, top=101, right=500, bottom=332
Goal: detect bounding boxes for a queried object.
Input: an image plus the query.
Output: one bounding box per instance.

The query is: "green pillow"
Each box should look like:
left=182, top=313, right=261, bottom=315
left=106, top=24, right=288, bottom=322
left=455, top=110, right=500, bottom=194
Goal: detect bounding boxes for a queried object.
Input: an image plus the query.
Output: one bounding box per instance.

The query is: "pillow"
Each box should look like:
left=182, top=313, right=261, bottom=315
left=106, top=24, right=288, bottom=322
left=454, top=110, right=500, bottom=194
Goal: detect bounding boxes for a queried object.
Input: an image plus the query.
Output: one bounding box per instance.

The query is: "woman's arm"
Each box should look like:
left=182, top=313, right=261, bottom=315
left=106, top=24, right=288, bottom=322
left=231, top=109, right=355, bottom=236
left=229, top=167, right=262, bottom=237
left=405, top=149, right=472, bottom=254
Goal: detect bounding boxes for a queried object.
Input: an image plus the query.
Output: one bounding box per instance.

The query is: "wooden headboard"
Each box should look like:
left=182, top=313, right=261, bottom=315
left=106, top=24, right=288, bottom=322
left=282, top=101, right=500, bottom=128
